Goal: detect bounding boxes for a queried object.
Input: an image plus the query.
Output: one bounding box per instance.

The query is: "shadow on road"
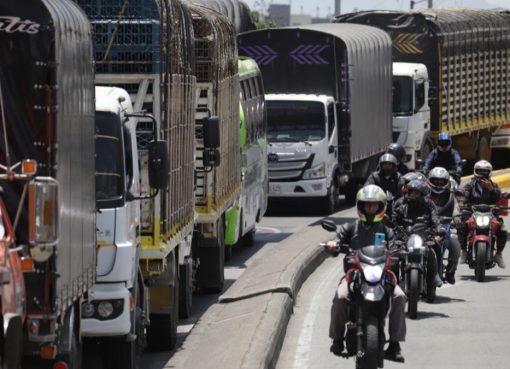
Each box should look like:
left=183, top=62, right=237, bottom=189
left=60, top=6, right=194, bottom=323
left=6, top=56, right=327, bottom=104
left=410, top=310, right=450, bottom=320
left=459, top=274, right=510, bottom=282
left=433, top=295, right=466, bottom=304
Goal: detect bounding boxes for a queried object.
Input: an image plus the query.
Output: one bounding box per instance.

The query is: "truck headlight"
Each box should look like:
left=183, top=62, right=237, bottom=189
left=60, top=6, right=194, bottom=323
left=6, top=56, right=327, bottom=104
left=303, top=163, right=325, bottom=179
left=82, top=302, right=95, bottom=318
left=97, top=301, right=114, bottom=318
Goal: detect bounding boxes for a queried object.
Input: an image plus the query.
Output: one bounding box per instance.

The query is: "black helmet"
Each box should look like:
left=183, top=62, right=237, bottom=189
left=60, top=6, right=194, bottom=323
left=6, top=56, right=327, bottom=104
left=399, top=171, right=426, bottom=193
left=405, top=179, right=430, bottom=205
left=387, top=143, right=406, bottom=163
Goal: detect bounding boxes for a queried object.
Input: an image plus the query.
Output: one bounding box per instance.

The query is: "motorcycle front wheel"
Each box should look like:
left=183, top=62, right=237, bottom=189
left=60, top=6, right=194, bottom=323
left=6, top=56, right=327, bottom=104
left=407, top=269, right=420, bottom=319
left=475, top=242, right=487, bottom=282
left=356, top=316, right=379, bottom=369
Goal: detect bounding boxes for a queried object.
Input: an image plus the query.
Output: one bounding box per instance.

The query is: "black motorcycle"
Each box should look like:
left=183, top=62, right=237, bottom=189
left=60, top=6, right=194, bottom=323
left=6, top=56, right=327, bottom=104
left=392, top=219, right=443, bottom=319
left=322, top=220, right=394, bottom=369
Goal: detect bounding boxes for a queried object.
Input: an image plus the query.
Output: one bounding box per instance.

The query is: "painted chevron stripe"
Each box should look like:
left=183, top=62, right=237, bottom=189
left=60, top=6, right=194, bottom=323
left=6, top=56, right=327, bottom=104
left=239, top=45, right=278, bottom=65
left=289, top=44, right=329, bottom=65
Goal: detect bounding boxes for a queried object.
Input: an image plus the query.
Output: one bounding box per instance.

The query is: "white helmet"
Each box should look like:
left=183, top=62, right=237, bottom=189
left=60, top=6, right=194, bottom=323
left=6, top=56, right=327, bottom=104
left=473, top=160, right=492, bottom=179
left=428, top=167, right=450, bottom=195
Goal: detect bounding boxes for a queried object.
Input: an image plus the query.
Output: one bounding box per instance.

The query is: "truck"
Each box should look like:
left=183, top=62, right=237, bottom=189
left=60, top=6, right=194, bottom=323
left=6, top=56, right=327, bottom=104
left=0, top=0, right=96, bottom=367
left=188, top=3, right=242, bottom=290
left=77, top=0, right=197, bottom=351
left=238, top=24, right=393, bottom=208
left=80, top=86, right=163, bottom=369
left=335, top=9, right=510, bottom=169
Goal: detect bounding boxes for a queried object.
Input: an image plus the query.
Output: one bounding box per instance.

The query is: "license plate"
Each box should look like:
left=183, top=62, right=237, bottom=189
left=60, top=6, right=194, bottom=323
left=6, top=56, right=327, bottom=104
left=270, top=183, right=281, bottom=194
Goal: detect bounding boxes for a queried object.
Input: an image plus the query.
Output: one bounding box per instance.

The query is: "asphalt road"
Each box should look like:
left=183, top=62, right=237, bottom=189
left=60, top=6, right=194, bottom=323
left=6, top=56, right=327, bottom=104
left=83, top=199, right=331, bottom=369
left=276, top=206, right=510, bottom=369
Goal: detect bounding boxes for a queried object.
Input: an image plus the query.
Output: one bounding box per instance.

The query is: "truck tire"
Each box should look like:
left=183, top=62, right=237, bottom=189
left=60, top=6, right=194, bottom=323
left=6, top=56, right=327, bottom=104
left=322, top=183, right=338, bottom=214
left=103, top=338, right=137, bottom=369
left=224, top=244, right=233, bottom=261
left=196, top=219, right=225, bottom=293
left=344, top=182, right=358, bottom=206
left=420, top=140, right=433, bottom=162
left=477, top=135, right=491, bottom=162
left=179, top=259, right=193, bottom=319
left=147, top=254, right=179, bottom=351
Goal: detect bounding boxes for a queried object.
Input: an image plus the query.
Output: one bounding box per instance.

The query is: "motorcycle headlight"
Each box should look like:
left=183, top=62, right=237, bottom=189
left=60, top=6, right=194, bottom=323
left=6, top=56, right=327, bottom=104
left=406, top=234, right=424, bottom=252
left=361, top=263, right=385, bottom=283
left=475, top=215, right=490, bottom=228
left=303, top=162, right=325, bottom=179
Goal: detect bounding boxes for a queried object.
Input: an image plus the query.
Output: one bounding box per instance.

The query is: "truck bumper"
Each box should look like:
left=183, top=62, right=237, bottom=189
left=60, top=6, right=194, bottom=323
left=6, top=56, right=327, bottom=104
left=491, top=135, right=510, bottom=149
left=81, top=283, right=131, bottom=337
left=268, top=178, right=328, bottom=198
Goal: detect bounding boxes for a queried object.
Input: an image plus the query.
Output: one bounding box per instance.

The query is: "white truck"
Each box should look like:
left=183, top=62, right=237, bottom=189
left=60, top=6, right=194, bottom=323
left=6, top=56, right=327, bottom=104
left=238, top=24, right=393, bottom=209
left=336, top=9, right=510, bottom=168
left=81, top=86, right=165, bottom=368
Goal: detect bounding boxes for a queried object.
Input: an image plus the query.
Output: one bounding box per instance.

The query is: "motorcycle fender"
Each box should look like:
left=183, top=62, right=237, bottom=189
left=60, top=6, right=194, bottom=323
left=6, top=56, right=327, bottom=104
left=405, top=263, right=422, bottom=272
left=361, top=283, right=386, bottom=302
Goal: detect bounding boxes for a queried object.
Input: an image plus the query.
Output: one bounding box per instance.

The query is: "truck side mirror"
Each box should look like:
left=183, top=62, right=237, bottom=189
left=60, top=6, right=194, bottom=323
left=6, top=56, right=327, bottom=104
left=29, top=179, right=59, bottom=247
left=428, top=86, right=437, bottom=105
left=203, top=116, right=220, bottom=149
left=148, top=140, right=169, bottom=190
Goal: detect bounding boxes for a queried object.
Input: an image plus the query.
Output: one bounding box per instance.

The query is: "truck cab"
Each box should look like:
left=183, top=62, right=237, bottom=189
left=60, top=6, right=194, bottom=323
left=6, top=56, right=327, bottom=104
left=392, top=62, right=431, bottom=169
left=82, top=86, right=145, bottom=367
left=265, top=94, right=339, bottom=212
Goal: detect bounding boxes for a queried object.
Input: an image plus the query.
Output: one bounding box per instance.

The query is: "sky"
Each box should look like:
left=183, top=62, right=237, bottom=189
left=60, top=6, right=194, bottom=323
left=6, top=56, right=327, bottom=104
left=246, top=0, right=509, bottom=19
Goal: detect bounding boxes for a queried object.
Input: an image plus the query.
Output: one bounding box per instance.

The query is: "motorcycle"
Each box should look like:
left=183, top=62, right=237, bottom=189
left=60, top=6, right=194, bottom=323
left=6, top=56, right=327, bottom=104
left=392, top=218, right=443, bottom=319
left=321, top=220, right=395, bottom=369
left=463, top=203, right=509, bottom=282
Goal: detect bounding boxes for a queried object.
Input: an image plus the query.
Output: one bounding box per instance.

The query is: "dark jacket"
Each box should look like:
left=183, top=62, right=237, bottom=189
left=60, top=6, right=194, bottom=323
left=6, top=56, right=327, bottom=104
left=423, top=148, right=462, bottom=175
left=392, top=196, right=441, bottom=231
left=429, top=190, right=455, bottom=217
left=365, top=171, right=402, bottom=198
left=337, top=219, right=395, bottom=252
left=461, top=177, right=501, bottom=207
left=397, top=162, right=409, bottom=175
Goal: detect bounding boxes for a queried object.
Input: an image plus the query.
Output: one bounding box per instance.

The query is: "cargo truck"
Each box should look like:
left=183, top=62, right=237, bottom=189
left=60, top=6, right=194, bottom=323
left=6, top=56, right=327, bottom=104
left=81, top=86, right=168, bottom=369
left=238, top=24, right=393, bottom=208
left=189, top=4, right=241, bottom=290
left=0, top=0, right=96, bottom=367
left=335, top=9, right=510, bottom=168
left=77, top=0, right=198, bottom=350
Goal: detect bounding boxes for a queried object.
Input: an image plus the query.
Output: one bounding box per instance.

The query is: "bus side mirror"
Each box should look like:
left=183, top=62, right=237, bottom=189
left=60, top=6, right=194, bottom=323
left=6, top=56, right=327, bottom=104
left=29, top=179, right=59, bottom=247
left=148, top=141, right=169, bottom=190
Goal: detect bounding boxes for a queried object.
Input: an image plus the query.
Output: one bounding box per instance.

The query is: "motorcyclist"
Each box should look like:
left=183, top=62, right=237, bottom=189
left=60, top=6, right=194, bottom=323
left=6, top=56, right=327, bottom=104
left=428, top=167, right=461, bottom=284
left=365, top=153, right=402, bottom=199
left=326, top=185, right=406, bottom=363
left=392, top=179, right=445, bottom=287
left=458, top=160, right=507, bottom=268
left=398, top=171, right=427, bottom=198
left=423, top=132, right=463, bottom=183
left=387, top=142, right=409, bottom=175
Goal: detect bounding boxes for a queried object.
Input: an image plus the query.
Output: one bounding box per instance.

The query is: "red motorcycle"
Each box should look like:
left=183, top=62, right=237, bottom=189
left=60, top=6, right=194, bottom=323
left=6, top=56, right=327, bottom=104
left=465, top=199, right=508, bottom=282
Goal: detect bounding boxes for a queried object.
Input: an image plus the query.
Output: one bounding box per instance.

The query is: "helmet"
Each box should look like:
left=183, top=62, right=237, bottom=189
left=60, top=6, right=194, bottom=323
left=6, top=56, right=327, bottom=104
left=379, top=153, right=397, bottom=175
left=437, top=132, right=452, bottom=152
left=399, top=171, right=426, bottom=193
left=428, top=167, right=450, bottom=195
left=356, top=185, right=387, bottom=224
left=473, top=160, right=492, bottom=179
left=387, top=143, right=406, bottom=163
left=405, top=179, right=430, bottom=205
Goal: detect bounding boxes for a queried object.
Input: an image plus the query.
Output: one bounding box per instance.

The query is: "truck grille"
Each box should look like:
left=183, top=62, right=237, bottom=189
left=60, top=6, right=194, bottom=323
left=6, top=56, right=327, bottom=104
left=268, top=153, right=315, bottom=181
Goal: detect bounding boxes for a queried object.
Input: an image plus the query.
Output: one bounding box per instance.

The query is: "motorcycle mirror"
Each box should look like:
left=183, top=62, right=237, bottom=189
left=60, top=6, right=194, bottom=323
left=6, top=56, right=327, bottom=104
left=321, top=219, right=338, bottom=233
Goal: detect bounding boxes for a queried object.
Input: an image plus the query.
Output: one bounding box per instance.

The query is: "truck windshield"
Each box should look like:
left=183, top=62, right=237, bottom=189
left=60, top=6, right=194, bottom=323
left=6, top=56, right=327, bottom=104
left=95, top=111, right=125, bottom=209
left=266, top=100, right=325, bottom=143
left=393, top=76, right=413, bottom=115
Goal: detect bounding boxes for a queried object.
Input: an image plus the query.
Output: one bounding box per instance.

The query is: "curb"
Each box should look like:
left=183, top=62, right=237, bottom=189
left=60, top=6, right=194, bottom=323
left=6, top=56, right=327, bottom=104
left=165, top=207, right=355, bottom=369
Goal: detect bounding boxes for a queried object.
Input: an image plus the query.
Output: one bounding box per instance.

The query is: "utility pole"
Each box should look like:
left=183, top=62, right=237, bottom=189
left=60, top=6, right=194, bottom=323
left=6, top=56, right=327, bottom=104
left=410, top=0, right=432, bottom=9
left=334, top=0, right=341, bottom=16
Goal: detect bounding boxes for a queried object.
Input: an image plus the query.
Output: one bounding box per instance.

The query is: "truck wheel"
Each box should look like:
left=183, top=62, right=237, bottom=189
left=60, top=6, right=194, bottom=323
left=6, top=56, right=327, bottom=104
left=344, top=182, right=358, bottom=206
left=179, top=259, right=193, bottom=319
left=196, top=219, right=225, bottom=293
left=147, top=254, right=179, bottom=351
left=322, top=183, right=338, bottom=214
left=103, top=338, right=137, bottom=369
left=224, top=244, right=233, bottom=261
left=420, top=140, right=433, bottom=161
left=477, top=135, right=491, bottom=161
